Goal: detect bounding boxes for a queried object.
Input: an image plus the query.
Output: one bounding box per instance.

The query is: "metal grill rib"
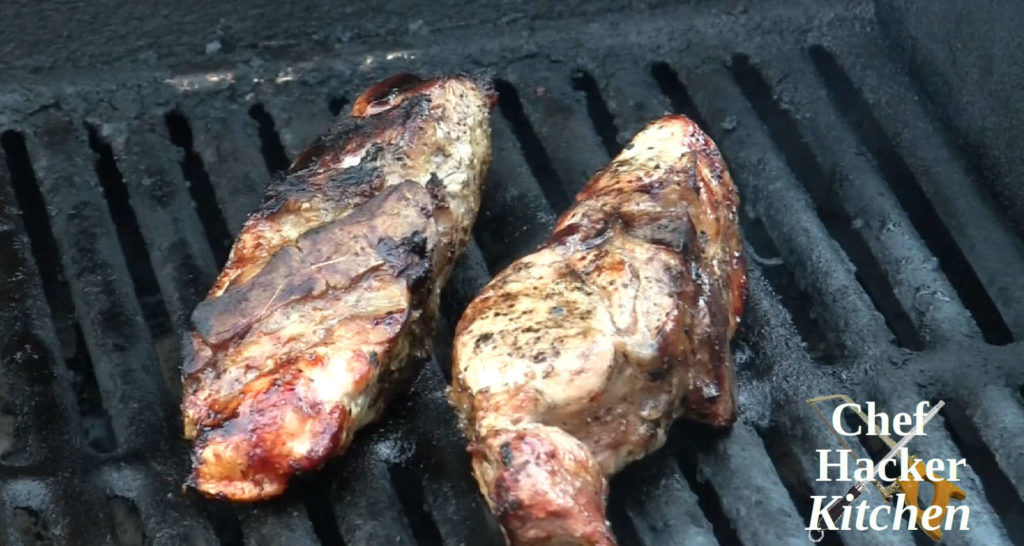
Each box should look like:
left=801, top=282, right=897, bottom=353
left=183, top=105, right=271, bottom=235
left=829, top=39, right=1024, bottom=341
left=24, top=113, right=171, bottom=456
left=755, top=51, right=979, bottom=345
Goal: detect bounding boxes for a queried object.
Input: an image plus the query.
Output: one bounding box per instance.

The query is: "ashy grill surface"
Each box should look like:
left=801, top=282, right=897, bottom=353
left=1, top=1, right=1024, bottom=545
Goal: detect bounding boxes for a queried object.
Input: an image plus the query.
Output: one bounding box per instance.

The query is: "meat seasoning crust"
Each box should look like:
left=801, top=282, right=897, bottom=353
left=451, top=116, right=746, bottom=545
left=182, top=73, right=493, bottom=501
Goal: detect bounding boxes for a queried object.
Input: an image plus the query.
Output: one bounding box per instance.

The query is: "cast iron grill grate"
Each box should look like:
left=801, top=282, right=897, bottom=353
left=1, top=2, right=1023, bottom=545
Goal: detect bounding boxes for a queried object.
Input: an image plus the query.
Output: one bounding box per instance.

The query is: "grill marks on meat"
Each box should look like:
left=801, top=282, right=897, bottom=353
left=451, top=116, right=745, bottom=545
left=182, top=73, right=493, bottom=501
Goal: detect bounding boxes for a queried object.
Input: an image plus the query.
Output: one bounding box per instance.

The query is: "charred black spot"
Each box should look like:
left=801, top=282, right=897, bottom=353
left=377, top=231, right=432, bottom=289
left=425, top=172, right=449, bottom=205
left=368, top=351, right=379, bottom=366
left=648, top=369, right=668, bottom=381
left=499, top=442, right=514, bottom=466
left=474, top=332, right=494, bottom=349
left=377, top=230, right=428, bottom=263
left=326, top=145, right=382, bottom=190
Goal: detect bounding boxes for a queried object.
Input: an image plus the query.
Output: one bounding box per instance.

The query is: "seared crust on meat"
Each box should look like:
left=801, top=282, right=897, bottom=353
left=182, top=73, right=493, bottom=501
left=451, top=116, right=745, bottom=544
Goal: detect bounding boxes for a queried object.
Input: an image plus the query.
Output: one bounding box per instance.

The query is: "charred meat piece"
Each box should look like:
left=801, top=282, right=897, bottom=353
left=451, top=116, right=745, bottom=544
left=182, top=73, right=493, bottom=501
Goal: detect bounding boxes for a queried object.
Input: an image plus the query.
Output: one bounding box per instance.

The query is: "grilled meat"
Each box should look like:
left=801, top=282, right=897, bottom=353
left=451, top=115, right=745, bottom=544
left=182, top=73, right=494, bottom=501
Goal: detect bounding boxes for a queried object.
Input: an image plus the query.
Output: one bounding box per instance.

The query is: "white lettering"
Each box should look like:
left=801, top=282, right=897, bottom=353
left=868, top=502, right=890, bottom=530
left=925, top=458, right=945, bottom=481
left=921, top=505, right=943, bottom=531
left=945, top=504, right=970, bottom=530
left=877, top=458, right=901, bottom=482
left=865, top=402, right=890, bottom=436
left=818, top=449, right=851, bottom=482
left=806, top=496, right=842, bottom=530
left=853, top=458, right=874, bottom=482
left=899, top=449, right=925, bottom=481
left=948, top=458, right=967, bottom=481
left=914, top=401, right=932, bottom=435
left=892, top=411, right=913, bottom=435
left=854, top=501, right=870, bottom=530
left=892, top=493, right=919, bottom=530
left=834, top=403, right=862, bottom=436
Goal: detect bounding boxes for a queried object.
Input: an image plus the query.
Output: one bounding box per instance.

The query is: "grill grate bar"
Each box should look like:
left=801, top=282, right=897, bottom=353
left=675, top=441, right=745, bottom=546
left=97, top=464, right=220, bottom=546
left=0, top=131, right=79, bottom=360
left=492, top=79, right=575, bottom=213
left=248, top=104, right=292, bottom=176
left=472, top=113, right=557, bottom=273
left=728, top=53, right=924, bottom=351
left=328, top=441, right=419, bottom=546
left=697, top=422, right=808, bottom=545
left=0, top=139, right=91, bottom=466
left=937, top=398, right=1024, bottom=543
left=107, top=118, right=219, bottom=395
left=404, top=360, right=504, bottom=545
left=237, top=498, right=320, bottom=546
left=736, top=266, right=900, bottom=544
left=682, top=63, right=894, bottom=361
left=754, top=50, right=980, bottom=346
left=757, top=424, right=844, bottom=546
left=85, top=124, right=177, bottom=348
left=591, top=57, right=674, bottom=147
left=111, top=119, right=220, bottom=333
left=24, top=111, right=172, bottom=455
left=967, top=387, right=1024, bottom=502
left=258, top=86, right=334, bottom=162
left=827, top=39, right=1024, bottom=340
left=1, top=478, right=117, bottom=545
left=184, top=103, right=270, bottom=235
left=164, top=112, right=234, bottom=265
left=571, top=70, right=623, bottom=158
left=618, top=451, right=718, bottom=546
left=505, top=64, right=612, bottom=199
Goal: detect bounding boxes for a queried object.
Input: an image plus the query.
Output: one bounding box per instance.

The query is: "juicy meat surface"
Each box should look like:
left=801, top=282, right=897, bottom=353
left=182, top=73, right=493, bottom=501
left=451, top=116, right=745, bottom=544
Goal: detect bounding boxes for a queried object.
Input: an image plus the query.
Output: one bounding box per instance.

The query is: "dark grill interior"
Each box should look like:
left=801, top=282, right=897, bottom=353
left=2, top=1, right=1024, bottom=544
